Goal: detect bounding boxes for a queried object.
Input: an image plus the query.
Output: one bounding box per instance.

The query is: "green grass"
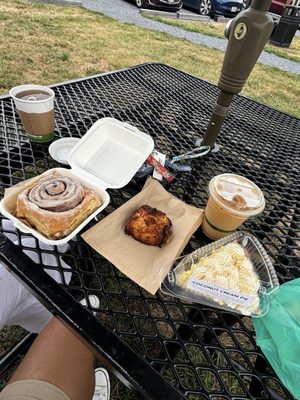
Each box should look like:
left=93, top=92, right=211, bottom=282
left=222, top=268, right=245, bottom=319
left=0, top=326, right=27, bottom=390
left=0, top=0, right=299, bottom=116
left=0, top=326, right=26, bottom=357
left=146, top=14, right=300, bottom=64
left=146, top=14, right=226, bottom=39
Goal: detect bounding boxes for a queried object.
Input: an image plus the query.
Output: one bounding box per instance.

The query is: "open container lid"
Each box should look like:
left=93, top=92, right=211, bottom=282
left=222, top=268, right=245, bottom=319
left=68, top=118, right=154, bottom=189
left=210, top=174, right=265, bottom=217
left=160, top=231, right=279, bottom=317
left=48, top=137, right=80, bottom=165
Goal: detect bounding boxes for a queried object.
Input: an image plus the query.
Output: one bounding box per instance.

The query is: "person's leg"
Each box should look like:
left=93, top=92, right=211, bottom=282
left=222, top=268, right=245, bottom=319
left=8, top=317, right=95, bottom=400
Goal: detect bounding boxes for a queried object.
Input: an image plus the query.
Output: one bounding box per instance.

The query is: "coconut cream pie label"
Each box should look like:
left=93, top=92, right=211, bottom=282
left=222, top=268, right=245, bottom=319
left=187, top=278, right=256, bottom=307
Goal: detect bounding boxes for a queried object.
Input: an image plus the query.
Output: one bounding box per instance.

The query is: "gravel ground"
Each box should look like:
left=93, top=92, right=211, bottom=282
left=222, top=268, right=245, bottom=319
left=81, top=0, right=300, bottom=75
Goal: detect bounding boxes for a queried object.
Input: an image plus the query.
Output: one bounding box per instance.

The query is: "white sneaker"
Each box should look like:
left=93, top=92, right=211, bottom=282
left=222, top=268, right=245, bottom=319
left=92, top=367, right=110, bottom=400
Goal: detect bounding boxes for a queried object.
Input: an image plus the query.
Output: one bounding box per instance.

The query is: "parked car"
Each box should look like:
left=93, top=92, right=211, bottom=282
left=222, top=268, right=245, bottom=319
left=242, top=0, right=292, bottom=16
left=269, top=0, right=288, bottom=15
left=134, top=0, right=183, bottom=12
left=182, top=0, right=244, bottom=16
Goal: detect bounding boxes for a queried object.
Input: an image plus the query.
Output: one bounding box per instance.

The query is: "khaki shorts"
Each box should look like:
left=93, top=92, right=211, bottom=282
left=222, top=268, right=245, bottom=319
left=0, top=379, right=71, bottom=400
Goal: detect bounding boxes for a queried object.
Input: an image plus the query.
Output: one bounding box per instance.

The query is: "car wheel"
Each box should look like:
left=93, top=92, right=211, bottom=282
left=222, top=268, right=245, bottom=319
left=199, top=0, right=212, bottom=16
left=136, top=0, right=143, bottom=8
left=242, top=0, right=251, bottom=9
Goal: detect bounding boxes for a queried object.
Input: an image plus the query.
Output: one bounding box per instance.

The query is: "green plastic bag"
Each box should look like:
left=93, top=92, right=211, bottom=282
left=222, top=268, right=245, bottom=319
left=253, top=278, right=300, bottom=399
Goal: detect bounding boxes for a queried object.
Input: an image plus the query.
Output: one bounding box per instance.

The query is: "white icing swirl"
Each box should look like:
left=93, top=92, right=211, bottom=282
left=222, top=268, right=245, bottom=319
left=28, top=175, right=85, bottom=212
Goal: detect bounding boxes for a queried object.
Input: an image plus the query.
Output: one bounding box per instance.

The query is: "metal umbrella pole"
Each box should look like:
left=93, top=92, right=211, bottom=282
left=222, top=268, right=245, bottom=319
left=201, top=0, right=274, bottom=148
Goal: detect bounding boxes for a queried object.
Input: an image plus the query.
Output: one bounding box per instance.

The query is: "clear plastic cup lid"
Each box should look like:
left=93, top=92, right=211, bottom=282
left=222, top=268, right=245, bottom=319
left=160, top=232, right=279, bottom=317
left=211, top=174, right=265, bottom=217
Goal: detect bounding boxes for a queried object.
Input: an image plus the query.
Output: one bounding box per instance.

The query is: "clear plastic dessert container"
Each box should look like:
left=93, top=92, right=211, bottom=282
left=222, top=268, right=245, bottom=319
left=160, top=231, right=279, bottom=317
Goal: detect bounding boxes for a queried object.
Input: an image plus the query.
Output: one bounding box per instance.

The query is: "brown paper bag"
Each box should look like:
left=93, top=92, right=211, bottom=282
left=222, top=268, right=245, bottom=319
left=82, top=178, right=203, bottom=294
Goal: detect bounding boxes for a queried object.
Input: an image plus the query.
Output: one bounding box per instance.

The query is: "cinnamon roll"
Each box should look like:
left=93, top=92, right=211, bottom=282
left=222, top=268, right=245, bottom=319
left=15, top=175, right=101, bottom=239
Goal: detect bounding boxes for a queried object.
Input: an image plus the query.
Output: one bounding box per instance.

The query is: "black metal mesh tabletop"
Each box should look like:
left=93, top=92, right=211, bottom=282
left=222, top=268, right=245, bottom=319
left=0, top=63, right=299, bottom=399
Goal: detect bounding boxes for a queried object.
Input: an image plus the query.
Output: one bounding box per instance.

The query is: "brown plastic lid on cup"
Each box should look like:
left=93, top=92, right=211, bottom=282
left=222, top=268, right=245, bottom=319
left=209, top=173, right=265, bottom=218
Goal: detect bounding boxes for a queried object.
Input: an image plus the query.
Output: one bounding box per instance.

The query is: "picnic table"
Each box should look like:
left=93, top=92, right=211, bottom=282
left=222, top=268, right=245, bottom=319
left=0, top=62, right=299, bottom=399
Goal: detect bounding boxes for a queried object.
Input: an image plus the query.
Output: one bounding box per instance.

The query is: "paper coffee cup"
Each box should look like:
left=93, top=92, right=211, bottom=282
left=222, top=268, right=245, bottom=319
left=10, top=84, right=55, bottom=143
left=202, top=173, right=265, bottom=240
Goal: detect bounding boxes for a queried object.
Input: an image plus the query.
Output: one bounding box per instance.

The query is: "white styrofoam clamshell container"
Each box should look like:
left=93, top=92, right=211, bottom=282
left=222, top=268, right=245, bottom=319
left=0, top=168, right=110, bottom=246
left=69, top=118, right=154, bottom=189
left=0, top=118, right=154, bottom=246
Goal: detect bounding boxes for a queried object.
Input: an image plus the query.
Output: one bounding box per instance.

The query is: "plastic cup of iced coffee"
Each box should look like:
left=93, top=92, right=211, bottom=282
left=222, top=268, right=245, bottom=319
left=10, top=84, right=55, bottom=143
left=202, top=173, right=265, bottom=240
